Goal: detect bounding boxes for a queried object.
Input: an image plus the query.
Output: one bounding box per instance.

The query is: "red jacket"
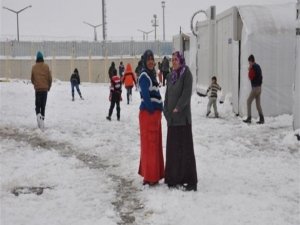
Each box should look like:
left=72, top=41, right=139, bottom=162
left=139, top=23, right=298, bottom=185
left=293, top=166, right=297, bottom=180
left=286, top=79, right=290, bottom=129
left=248, top=67, right=255, bottom=80
left=122, top=63, right=136, bottom=88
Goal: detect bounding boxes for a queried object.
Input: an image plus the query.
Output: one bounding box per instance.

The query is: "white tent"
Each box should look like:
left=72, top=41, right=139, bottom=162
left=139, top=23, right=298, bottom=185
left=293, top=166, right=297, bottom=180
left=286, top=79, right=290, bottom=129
left=194, top=3, right=296, bottom=117
left=294, top=1, right=300, bottom=131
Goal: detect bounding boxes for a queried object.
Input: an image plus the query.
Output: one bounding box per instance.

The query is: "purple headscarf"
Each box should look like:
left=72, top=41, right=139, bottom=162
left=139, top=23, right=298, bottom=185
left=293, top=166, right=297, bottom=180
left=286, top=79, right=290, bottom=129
left=171, top=51, right=186, bottom=84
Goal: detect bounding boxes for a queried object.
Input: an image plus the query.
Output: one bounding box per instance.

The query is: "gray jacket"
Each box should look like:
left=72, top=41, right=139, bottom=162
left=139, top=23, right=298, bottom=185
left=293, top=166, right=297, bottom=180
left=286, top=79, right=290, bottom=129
left=163, top=66, right=193, bottom=126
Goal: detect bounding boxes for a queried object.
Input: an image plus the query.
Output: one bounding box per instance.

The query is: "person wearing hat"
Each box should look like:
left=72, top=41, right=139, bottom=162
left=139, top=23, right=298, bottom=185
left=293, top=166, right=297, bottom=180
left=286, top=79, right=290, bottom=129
left=138, top=49, right=164, bottom=186
left=70, top=68, right=83, bottom=101
left=31, top=51, right=52, bottom=129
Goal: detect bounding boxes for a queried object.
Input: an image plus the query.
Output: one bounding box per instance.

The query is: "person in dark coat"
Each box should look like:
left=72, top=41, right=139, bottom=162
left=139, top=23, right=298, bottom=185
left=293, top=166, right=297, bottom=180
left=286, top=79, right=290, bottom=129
left=106, top=69, right=122, bottom=121
left=138, top=49, right=164, bottom=186
left=70, top=68, right=83, bottom=101
left=135, top=57, right=143, bottom=90
left=161, top=56, right=170, bottom=86
left=119, top=61, right=125, bottom=77
left=31, top=51, right=52, bottom=130
left=108, top=62, right=116, bottom=80
left=163, top=51, right=198, bottom=191
left=243, top=54, right=264, bottom=124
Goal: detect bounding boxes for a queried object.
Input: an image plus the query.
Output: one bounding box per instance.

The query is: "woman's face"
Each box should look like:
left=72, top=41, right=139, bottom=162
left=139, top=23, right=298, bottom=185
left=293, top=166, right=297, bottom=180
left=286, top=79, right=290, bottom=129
left=146, top=56, right=155, bottom=70
left=172, top=55, right=180, bottom=70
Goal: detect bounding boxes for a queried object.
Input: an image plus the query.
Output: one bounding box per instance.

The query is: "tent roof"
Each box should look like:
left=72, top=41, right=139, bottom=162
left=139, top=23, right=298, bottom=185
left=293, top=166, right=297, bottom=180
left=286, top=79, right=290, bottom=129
left=238, top=3, right=295, bottom=35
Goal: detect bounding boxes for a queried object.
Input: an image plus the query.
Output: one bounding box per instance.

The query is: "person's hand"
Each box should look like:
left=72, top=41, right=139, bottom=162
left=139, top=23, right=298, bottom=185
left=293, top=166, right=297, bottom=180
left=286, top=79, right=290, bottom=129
left=109, top=94, right=112, bottom=101
left=120, top=95, right=122, bottom=101
left=173, top=108, right=179, bottom=113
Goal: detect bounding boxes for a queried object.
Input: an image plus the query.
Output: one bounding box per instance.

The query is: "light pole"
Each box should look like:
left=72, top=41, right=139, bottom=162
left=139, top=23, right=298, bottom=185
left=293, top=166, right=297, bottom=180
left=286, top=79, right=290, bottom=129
left=161, top=1, right=166, bottom=41
left=83, top=21, right=102, bottom=41
left=151, top=14, right=159, bottom=41
left=2, top=5, right=32, bottom=42
left=137, top=29, right=154, bottom=41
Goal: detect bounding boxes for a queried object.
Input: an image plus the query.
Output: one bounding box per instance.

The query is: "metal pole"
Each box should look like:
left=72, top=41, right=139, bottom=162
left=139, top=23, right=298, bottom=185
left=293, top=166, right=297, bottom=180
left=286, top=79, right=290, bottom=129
left=83, top=21, right=102, bottom=42
left=2, top=5, right=32, bottom=42
left=17, top=13, right=19, bottom=42
left=162, top=1, right=165, bottom=41
left=152, top=14, right=158, bottom=41
left=102, top=0, right=106, bottom=41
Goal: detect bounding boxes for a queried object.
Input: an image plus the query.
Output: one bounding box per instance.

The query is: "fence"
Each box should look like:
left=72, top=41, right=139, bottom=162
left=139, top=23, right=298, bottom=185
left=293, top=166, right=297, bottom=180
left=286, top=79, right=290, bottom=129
left=0, top=40, right=172, bottom=83
left=0, top=40, right=172, bottom=57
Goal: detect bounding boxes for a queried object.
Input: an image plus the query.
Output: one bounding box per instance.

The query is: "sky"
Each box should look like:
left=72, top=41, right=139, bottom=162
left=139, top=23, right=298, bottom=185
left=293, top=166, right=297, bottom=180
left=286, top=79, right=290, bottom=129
left=0, top=0, right=295, bottom=41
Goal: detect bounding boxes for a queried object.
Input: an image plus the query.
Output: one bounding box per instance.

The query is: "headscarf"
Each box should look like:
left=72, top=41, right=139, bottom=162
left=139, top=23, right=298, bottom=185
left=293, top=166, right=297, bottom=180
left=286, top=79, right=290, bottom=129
left=141, top=49, right=159, bottom=86
left=171, top=51, right=186, bottom=84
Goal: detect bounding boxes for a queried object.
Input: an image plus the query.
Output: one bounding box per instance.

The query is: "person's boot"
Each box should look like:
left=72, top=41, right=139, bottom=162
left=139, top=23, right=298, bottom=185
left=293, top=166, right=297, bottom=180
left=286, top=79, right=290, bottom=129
left=243, top=116, right=251, bottom=123
left=257, top=114, right=265, bottom=124
left=80, top=95, right=84, bottom=100
left=40, top=116, right=45, bottom=130
left=206, top=111, right=211, bottom=117
left=72, top=96, right=74, bottom=101
left=36, top=113, right=42, bottom=128
left=106, top=116, right=111, bottom=121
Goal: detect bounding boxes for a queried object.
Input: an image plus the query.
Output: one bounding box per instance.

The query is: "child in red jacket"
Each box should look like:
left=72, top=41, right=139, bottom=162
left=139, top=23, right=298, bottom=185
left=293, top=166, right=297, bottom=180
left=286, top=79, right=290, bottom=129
left=106, top=69, right=122, bottom=121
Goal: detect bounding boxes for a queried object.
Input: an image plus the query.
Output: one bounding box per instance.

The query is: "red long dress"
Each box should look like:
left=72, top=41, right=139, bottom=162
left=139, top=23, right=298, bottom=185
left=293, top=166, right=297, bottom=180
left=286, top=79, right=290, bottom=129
left=138, top=110, right=164, bottom=183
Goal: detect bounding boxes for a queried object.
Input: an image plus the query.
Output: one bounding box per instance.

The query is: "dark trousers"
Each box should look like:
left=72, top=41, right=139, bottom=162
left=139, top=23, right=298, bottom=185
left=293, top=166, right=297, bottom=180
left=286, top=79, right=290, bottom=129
left=165, top=124, right=198, bottom=186
left=162, top=71, right=168, bottom=86
left=126, top=87, right=133, bottom=104
left=71, top=81, right=82, bottom=98
left=108, top=100, right=120, bottom=119
left=35, top=91, right=48, bottom=117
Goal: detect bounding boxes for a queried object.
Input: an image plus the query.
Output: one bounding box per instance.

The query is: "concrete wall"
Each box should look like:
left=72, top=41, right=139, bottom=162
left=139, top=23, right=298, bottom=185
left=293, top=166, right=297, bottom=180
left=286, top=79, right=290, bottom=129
left=0, top=57, right=145, bottom=83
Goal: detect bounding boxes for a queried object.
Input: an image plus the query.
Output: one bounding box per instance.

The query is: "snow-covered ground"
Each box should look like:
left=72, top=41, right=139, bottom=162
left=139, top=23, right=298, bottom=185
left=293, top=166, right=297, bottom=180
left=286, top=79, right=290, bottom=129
left=1, top=80, right=299, bottom=225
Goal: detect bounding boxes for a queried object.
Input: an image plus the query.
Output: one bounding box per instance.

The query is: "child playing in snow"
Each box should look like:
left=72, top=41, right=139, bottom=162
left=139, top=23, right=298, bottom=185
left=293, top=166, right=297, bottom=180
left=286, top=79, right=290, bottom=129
left=70, top=68, right=84, bottom=101
left=106, top=69, right=122, bottom=121
left=206, top=76, right=222, bottom=118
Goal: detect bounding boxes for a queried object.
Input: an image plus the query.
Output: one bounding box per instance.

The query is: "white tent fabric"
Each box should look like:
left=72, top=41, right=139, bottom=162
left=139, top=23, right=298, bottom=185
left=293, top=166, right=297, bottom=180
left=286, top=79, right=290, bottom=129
left=238, top=3, right=296, bottom=117
left=294, top=12, right=300, bottom=130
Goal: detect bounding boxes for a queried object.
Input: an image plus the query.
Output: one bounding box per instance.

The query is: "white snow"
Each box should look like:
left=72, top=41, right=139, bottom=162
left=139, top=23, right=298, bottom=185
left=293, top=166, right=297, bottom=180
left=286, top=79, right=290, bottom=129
left=0, top=79, right=299, bottom=225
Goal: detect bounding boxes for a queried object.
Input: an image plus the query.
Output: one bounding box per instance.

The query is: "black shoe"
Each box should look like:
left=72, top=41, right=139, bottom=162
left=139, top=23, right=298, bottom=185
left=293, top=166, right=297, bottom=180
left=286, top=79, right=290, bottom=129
left=143, top=181, right=158, bottom=186
left=257, top=115, right=264, bottom=124
left=106, top=116, right=111, bottom=121
left=206, top=111, right=211, bottom=117
left=72, top=97, right=74, bottom=101
left=167, top=184, right=182, bottom=190
left=183, top=184, right=197, bottom=191
left=117, top=117, right=120, bottom=121
left=243, top=117, right=251, bottom=123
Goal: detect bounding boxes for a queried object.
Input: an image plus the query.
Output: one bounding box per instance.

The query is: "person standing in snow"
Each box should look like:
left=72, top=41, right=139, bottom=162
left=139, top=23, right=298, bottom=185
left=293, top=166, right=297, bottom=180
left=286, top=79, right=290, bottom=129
left=163, top=51, right=197, bottom=191
left=138, top=49, right=164, bottom=186
left=70, top=68, right=83, bottom=101
left=122, top=63, right=136, bottom=104
left=108, top=61, right=116, bottom=81
left=135, top=58, right=143, bottom=90
left=206, top=76, right=222, bottom=118
left=161, top=56, right=170, bottom=86
left=118, top=61, right=125, bottom=78
left=157, top=61, right=163, bottom=86
left=106, top=69, right=122, bottom=121
left=243, top=54, right=264, bottom=124
left=31, top=51, right=52, bottom=129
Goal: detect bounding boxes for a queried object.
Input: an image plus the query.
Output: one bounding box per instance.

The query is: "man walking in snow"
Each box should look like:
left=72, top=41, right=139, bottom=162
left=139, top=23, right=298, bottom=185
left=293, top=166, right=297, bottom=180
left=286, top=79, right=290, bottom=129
left=243, top=54, right=264, bottom=124
left=31, top=51, right=52, bottom=129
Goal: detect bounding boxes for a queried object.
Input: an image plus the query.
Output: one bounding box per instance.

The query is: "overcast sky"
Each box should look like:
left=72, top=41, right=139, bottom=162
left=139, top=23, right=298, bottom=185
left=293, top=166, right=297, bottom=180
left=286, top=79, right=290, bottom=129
left=0, top=0, right=294, bottom=41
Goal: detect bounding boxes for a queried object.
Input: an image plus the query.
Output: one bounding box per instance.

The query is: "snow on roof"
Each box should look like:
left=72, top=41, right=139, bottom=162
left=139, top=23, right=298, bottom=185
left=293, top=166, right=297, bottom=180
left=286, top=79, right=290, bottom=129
left=238, top=3, right=295, bottom=35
